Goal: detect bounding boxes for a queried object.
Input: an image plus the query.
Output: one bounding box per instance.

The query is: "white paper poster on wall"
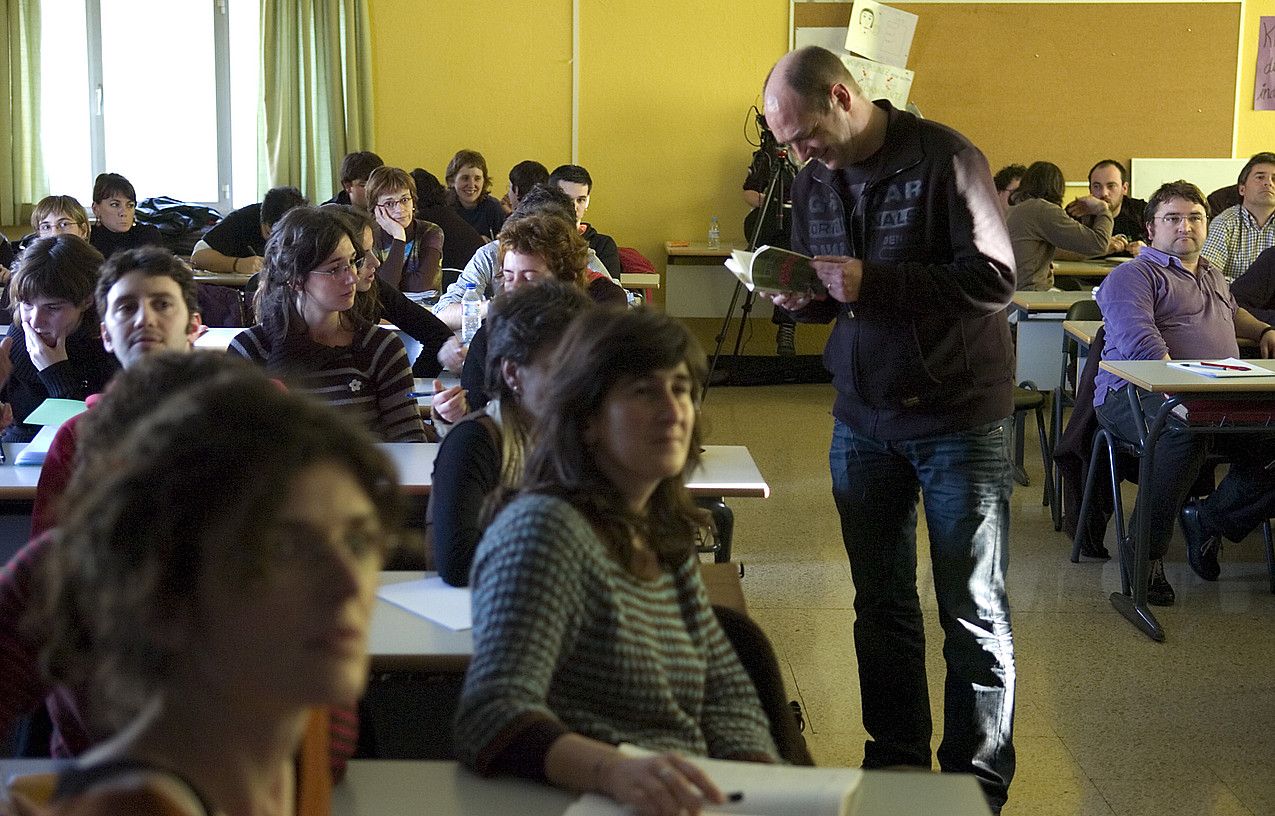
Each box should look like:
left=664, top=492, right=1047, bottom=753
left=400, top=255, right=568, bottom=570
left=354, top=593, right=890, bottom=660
left=795, top=26, right=850, bottom=55
left=840, top=54, right=914, bottom=109
left=844, top=0, right=918, bottom=69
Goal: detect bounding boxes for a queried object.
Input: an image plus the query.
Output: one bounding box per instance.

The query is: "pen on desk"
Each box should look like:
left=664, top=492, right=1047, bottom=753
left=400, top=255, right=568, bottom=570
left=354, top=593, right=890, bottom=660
left=1199, top=362, right=1249, bottom=371
left=726, top=791, right=744, bottom=803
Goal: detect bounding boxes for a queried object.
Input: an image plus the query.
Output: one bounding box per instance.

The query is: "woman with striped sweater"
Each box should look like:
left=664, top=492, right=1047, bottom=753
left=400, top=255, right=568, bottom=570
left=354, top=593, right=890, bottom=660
left=455, top=308, right=778, bottom=816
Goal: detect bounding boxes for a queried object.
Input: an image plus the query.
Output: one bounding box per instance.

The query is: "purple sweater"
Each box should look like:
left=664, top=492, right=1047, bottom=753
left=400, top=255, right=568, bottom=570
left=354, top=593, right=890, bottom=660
left=1093, top=246, right=1239, bottom=406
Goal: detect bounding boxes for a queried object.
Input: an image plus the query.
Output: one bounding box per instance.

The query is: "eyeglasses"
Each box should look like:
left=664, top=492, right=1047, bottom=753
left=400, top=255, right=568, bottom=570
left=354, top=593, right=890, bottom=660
left=377, top=195, right=413, bottom=211
left=1155, top=213, right=1207, bottom=226
left=37, top=219, right=81, bottom=234
left=311, top=255, right=369, bottom=278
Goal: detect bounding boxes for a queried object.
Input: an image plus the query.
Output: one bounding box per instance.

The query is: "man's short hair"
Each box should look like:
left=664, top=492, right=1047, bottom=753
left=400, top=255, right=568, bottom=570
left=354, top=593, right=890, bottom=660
left=10, top=235, right=102, bottom=307
left=259, top=187, right=307, bottom=229
left=1238, top=152, right=1275, bottom=185
left=339, top=151, right=384, bottom=185
left=509, top=183, right=577, bottom=225
left=95, top=246, right=199, bottom=319
left=993, top=164, right=1027, bottom=193
left=1088, top=159, right=1128, bottom=185
left=30, top=196, right=90, bottom=233
left=766, top=46, right=860, bottom=113
left=509, top=161, right=549, bottom=195
left=92, top=173, right=137, bottom=205
left=1144, top=180, right=1209, bottom=226
left=548, top=164, right=593, bottom=192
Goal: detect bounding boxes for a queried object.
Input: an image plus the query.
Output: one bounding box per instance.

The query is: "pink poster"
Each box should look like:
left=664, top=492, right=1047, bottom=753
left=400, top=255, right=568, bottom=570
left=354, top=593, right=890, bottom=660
left=1258, top=16, right=1275, bottom=111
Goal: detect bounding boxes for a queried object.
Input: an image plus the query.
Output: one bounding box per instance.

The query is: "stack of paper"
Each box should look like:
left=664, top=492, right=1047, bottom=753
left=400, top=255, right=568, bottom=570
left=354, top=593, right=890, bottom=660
left=1167, top=358, right=1275, bottom=378
left=376, top=576, right=472, bottom=630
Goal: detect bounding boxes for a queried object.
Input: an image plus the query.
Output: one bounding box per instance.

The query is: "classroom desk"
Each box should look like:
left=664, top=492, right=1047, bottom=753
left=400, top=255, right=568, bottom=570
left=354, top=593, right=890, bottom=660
left=1095, top=359, right=1275, bottom=641
left=1062, top=319, right=1102, bottom=348
left=0, top=758, right=993, bottom=815
left=372, top=563, right=748, bottom=673
left=193, top=272, right=254, bottom=287
left=1011, top=290, right=1096, bottom=390
left=193, top=326, right=240, bottom=351
left=664, top=241, right=772, bottom=319
left=0, top=444, right=39, bottom=501
left=1052, top=258, right=1119, bottom=286
left=379, top=443, right=769, bottom=499
left=331, top=760, right=994, bottom=816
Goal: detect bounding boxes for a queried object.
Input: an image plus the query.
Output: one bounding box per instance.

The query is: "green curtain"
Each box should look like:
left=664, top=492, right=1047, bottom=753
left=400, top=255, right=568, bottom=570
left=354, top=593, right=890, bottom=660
left=0, top=0, right=42, bottom=227
left=261, top=0, right=375, bottom=203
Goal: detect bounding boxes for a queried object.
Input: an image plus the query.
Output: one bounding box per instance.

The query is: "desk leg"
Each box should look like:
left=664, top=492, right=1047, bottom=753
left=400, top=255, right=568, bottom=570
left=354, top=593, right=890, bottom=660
left=696, top=497, right=733, bottom=563
left=1108, top=396, right=1170, bottom=642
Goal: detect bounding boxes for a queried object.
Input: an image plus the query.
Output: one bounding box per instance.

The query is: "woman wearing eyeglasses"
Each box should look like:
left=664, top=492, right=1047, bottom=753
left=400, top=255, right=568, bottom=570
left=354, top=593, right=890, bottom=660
left=367, top=166, right=444, bottom=295
left=229, top=206, right=427, bottom=442
left=1006, top=160, right=1113, bottom=291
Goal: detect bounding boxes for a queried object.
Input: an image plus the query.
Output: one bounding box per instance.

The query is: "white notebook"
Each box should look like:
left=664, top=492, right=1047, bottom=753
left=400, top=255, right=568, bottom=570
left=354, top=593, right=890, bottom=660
left=375, top=576, right=472, bottom=630
left=1167, top=358, right=1275, bottom=378
left=563, top=746, right=863, bottom=816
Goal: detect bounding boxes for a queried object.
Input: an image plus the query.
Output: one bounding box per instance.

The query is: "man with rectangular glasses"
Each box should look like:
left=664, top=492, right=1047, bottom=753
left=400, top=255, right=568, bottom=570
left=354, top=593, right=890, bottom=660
left=1094, top=180, right=1275, bottom=605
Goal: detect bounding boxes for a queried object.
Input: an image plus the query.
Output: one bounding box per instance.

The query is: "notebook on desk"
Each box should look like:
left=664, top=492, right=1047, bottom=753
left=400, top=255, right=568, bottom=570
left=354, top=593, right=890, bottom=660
left=563, top=746, right=863, bottom=816
left=1168, top=358, right=1275, bottom=378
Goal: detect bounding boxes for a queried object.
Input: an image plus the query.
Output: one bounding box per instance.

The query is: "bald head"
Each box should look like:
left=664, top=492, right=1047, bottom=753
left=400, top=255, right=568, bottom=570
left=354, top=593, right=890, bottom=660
left=765, top=46, right=861, bottom=114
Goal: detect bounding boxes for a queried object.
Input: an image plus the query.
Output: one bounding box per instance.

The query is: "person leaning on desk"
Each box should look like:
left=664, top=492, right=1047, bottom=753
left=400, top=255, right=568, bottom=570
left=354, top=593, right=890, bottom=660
left=454, top=308, right=778, bottom=816
left=1093, top=180, right=1275, bottom=606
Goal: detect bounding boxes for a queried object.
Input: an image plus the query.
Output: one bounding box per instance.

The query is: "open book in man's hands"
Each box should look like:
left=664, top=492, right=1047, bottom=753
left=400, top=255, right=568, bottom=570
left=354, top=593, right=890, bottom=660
left=724, top=247, right=826, bottom=297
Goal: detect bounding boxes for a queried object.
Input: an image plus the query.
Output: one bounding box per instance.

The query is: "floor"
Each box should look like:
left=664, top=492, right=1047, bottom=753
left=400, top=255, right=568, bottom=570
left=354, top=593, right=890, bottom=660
left=703, top=382, right=1275, bottom=816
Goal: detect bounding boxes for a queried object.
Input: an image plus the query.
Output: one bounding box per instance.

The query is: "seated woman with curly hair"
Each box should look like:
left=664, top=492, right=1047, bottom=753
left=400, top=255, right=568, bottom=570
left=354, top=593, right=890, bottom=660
left=460, top=211, right=626, bottom=408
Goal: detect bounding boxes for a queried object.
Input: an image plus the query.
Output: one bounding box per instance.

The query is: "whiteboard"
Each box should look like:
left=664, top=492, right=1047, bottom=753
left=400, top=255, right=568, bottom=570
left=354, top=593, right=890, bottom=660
left=1130, top=158, right=1248, bottom=201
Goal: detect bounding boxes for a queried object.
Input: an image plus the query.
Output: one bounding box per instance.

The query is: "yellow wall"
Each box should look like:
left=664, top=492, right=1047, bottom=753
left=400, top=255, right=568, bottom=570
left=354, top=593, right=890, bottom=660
left=1235, top=1, right=1275, bottom=158
left=368, top=0, right=573, bottom=192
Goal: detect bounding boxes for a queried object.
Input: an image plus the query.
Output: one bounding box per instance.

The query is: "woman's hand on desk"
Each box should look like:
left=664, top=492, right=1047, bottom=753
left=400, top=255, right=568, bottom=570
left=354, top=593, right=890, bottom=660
left=600, top=752, right=725, bottom=816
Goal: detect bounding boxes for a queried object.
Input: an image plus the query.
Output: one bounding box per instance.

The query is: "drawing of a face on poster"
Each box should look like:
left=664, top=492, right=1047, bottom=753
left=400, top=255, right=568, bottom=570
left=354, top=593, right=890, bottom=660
left=859, top=8, right=875, bottom=31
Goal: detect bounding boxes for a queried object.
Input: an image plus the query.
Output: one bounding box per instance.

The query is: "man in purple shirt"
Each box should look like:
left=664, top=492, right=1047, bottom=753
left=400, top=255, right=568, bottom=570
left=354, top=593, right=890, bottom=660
left=1095, top=180, right=1275, bottom=605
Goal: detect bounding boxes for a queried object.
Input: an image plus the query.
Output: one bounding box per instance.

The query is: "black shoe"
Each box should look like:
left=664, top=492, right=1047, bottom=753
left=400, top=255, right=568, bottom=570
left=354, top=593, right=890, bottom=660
left=1147, top=559, right=1175, bottom=606
left=1181, top=500, right=1221, bottom=581
left=775, top=323, right=796, bottom=356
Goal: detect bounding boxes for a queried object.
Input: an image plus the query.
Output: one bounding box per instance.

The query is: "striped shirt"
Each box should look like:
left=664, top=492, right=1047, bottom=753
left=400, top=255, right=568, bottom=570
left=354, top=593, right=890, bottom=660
left=1200, top=204, right=1275, bottom=282
left=229, top=323, right=426, bottom=442
left=455, top=494, right=777, bottom=776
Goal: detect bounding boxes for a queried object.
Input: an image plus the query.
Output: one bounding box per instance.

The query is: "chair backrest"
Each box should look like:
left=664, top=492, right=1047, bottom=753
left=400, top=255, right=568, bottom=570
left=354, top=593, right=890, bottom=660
left=712, top=605, right=813, bottom=766
left=1065, top=298, right=1102, bottom=321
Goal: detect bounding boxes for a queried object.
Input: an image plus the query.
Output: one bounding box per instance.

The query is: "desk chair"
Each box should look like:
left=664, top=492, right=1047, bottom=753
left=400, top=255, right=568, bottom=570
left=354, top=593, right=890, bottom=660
left=440, top=267, right=463, bottom=293
left=1072, top=400, right=1275, bottom=595
left=1012, top=382, right=1054, bottom=510
left=1050, top=299, right=1102, bottom=529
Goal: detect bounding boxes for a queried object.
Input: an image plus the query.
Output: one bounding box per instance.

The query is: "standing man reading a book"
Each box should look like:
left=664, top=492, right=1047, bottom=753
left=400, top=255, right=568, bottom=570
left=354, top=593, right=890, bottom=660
left=1094, top=180, right=1275, bottom=604
left=761, top=46, right=1017, bottom=814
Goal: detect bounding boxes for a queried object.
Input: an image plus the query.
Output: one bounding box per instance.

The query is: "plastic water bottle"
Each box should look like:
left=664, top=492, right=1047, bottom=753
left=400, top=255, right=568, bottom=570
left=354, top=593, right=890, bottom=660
left=461, top=282, right=483, bottom=345
left=707, top=216, right=721, bottom=249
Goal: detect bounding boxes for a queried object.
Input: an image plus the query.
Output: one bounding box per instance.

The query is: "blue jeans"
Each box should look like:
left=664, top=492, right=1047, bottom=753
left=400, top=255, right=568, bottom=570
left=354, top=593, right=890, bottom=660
left=830, top=418, right=1016, bottom=809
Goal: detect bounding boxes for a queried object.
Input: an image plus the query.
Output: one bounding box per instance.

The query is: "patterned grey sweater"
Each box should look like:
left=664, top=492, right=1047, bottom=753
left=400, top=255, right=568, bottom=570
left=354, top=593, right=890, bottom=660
left=454, top=493, right=778, bottom=776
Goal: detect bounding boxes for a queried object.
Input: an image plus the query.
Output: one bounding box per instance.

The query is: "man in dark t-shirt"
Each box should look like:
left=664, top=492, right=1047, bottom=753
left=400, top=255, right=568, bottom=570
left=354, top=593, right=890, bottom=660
left=1086, top=159, right=1146, bottom=255
left=190, top=186, right=306, bottom=274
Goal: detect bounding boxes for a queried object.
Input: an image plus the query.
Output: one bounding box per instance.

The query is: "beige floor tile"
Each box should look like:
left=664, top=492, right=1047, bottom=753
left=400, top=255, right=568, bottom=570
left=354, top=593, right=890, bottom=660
left=699, top=384, right=1272, bottom=816
left=1090, top=778, right=1254, bottom=816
